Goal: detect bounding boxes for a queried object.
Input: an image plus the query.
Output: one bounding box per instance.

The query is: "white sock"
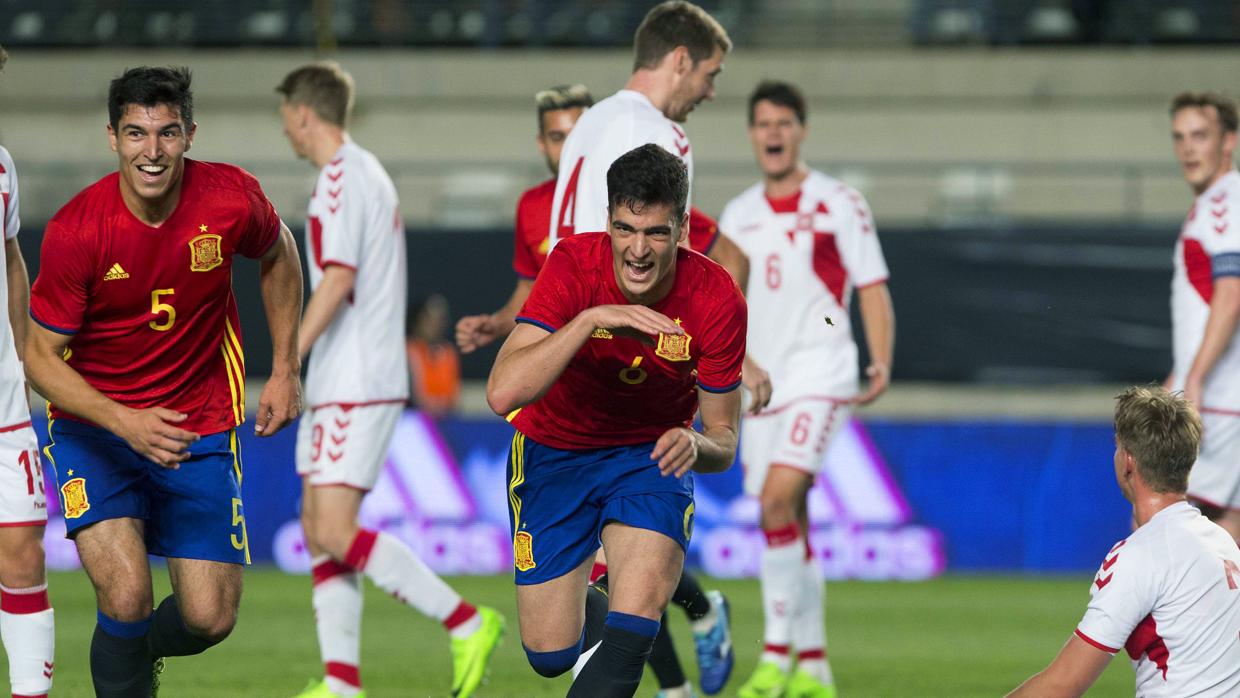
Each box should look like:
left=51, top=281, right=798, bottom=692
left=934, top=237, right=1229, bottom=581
left=344, top=529, right=478, bottom=636
left=311, top=556, right=364, bottom=696
left=1, top=583, right=54, bottom=697
left=791, top=554, right=833, bottom=684
left=759, top=524, right=803, bottom=671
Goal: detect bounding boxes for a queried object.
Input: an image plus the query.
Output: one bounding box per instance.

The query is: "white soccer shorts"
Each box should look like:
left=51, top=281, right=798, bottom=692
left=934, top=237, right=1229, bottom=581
left=741, top=399, right=850, bottom=497
left=0, top=425, right=46, bottom=526
left=296, top=403, right=402, bottom=491
left=1187, top=411, right=1240, bottom=510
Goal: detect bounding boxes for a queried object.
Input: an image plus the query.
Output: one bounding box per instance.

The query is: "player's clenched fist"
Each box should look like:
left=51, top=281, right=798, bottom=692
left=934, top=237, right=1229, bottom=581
left=113, top=407, right=199, bottom=469
left=587, top=304, right=683, bottom=338
left=651, top=427, right=700, bottom=478
left=455, top=314, right=500, bottom=354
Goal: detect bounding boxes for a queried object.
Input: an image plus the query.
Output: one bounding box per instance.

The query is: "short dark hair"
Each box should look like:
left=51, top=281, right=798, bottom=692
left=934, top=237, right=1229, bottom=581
left=1114, top=386, right=1201, bottom=494
left=276, top=61, right=355, bottom=127
left=108, top=66, right=194, bottom=131
left=633, top=1, right=732, bottom=72
left=607, top=144, right=688, bottom=222
left=749, top=80, right=807, bottom=125
left=1170, top=91, right=1238, bottom=133
left=535, top=84, right=593, bottom=132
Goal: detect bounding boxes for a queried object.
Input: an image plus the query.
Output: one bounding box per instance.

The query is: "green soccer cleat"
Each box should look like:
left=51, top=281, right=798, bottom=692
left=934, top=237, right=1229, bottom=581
left=785, top=669, right=837, bottom=698
left=291, top=678, right=367, bottom=698
left=150, top=657, right=165, bottom=698
left=737, top=661, right=789, bottom=698
left=450, top=606, right=506, bottom=698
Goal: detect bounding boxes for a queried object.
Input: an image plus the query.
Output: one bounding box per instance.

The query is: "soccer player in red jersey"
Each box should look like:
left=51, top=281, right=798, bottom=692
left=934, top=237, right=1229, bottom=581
left=488, top=144, right=746, bottom=697
left=24, top=66, right=303, bottom=696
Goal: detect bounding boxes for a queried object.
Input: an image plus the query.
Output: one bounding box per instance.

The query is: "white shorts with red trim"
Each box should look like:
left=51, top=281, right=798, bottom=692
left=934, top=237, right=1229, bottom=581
left=0, top=423, right=45, bottom=526
left=295, top=403, right=402, bottom=491
left=1187, top=410, right=1240, bottom=510
left=741, top=398, right=850, bottom=497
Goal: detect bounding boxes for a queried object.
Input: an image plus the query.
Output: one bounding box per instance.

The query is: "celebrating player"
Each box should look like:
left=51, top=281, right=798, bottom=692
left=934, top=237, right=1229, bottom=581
left=722, top=81, right=895, bottom=698
left=1008, top=387, right=1240, bottom=697
left=1164, top=92, right=1240, bottom=546
left=276, top=62, right=504, bottom=698
left=24, top=66, right=304, bottom=696
left=0, top=45, right=55, bottom=698
left=487, top=144, right=746, bottom=698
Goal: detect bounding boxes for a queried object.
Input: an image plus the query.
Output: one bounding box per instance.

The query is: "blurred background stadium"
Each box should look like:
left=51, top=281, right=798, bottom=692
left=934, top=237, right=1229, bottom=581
left=2, top=0, right=1236, bottom=694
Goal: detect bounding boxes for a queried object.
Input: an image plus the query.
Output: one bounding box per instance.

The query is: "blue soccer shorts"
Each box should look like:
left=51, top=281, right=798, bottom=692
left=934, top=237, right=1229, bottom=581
left=45, top=418, right=250, bottom=564
left=506, top=430, right=695, bottom=585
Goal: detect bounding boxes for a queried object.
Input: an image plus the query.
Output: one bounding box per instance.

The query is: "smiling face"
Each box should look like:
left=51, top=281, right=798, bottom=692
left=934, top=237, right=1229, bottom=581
left=108, top=102, right=195, bottom=218
left=749, top=99, right=806, bottom=181
left=666, top=46, right=724, bottom=123
left=609, top=200, right=687, bottom=303
left=1172, top=105, right=1237, bottom=195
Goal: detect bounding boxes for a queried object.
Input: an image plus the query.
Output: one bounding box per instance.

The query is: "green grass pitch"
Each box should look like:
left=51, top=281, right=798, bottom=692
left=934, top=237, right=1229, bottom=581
left=3, top=569, right=1134, bottom=697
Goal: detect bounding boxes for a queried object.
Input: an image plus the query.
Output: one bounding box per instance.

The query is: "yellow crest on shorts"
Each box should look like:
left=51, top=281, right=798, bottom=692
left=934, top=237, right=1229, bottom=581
left=61, top=477, right=90, bottom=519
left=188, top=233, right=223, bottom=272
left=513, top=530, right=536, bottom=571
left=656, top=328, right=692, bottom=362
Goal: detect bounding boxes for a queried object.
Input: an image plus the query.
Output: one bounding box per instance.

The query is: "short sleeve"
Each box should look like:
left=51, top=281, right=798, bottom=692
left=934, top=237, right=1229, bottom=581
left=688, top=207, right=720, bottom=255
left=835, top=187, right=888, bottom=289
left=516, top=240, right=587, bottom=333
left=313, top=170, right=366, bottom=270
left=696, top=274, right=747, bottom=393
left=29, top=221, right=92, bottom=334
left=1074, top=540, right=1156, bottom=653
left=2, top=153, right=19, bottom=241
left=1209, top=200, right=1240, bottom=279
left=513, top=196, right=541, bottom=280
left=235, top=171, right=282, bottom=259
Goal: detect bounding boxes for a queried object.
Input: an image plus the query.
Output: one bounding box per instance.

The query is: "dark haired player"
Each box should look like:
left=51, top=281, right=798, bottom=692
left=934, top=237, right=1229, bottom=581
left=488, top=144, right=746, bottom=698
left=25, top=66, right=303, bottom=696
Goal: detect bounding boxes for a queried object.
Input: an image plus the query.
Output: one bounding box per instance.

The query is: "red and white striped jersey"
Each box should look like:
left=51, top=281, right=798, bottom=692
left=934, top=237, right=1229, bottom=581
left=719, top=171, right=887, bottom=407
left=1075, top=502, right=1240, bottom=697
left=304, top=141, right=409, bottom=408
left=1172, top=169, right=1240, bottom=411
left=0, top=146, right=28, bottom=430
left=548, top=90, right=694, bottom=249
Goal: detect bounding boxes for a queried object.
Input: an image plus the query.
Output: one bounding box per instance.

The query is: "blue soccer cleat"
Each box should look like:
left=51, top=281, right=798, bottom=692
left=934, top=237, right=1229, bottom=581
left=693, top=590, right=734, bottom=695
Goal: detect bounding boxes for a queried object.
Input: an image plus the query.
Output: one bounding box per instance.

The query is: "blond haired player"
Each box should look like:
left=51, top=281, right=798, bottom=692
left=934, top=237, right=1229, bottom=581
left=722, top=81, right=894, bottom=698
left=1009, top=387, right=1240, bottom=697
left=277, top=62, right=503, bottom=698
left=0, top=45, right=54, bottom=698
left=1165, top=91, right=1240, bottom=546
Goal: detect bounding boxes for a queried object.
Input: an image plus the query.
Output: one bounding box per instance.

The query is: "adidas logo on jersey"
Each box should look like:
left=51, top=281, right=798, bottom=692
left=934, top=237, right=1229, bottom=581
left=103, top=263, right=129, bottom=281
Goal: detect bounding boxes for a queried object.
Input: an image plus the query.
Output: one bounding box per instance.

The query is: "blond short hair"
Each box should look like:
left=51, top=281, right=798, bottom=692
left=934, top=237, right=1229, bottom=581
left=1170, top=91, right=1238, bottom=133
left=1113, top=386, right=1201, bottom=493
left=276, top=61, right=355, bottom=127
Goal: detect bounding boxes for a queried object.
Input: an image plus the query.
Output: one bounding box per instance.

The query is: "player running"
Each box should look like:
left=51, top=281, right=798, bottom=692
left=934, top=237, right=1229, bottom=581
left=0, top=45, right=55, bottom=698
left=1009, top=387, right=1240, bottom=697
left=1164, top=92, right=1240, bottom=547
left=24, top=66, right=304, bottom=696
left=488, top=144, right=746, bottom=698
left=723, top=81, right=895, bottom=698
left=276, top=62, right=504, bottom=698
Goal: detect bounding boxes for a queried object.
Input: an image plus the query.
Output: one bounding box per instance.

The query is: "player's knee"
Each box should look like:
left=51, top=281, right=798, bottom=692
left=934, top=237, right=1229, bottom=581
left=758, top=493, right=799, bottom=528
left=181, top=605, right=237, bottom=644
left=524, top=639, right=583, bottom=678
left=0, top=535, right=45, bottom=587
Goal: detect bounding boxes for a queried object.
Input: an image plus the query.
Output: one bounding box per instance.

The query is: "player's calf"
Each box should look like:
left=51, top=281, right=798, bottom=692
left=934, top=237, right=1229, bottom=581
left=568, top=612, right=660, bottom=698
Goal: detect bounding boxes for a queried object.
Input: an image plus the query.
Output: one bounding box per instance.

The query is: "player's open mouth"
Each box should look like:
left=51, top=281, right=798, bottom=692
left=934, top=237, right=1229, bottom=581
left=765, top=145, right=784, bottom=156
left=137, top=164, right=168, bottom=182
left=624, top=260, right=655, bottom=281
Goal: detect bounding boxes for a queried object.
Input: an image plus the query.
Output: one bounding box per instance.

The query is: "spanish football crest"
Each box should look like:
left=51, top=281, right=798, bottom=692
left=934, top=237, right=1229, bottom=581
left=189, top=233, right=223, bottom=272
left=655, top=328, right=692, bottom=362
left=60, top=478, right=89, bottom=519
left=513, top=530, right=536, bottom=571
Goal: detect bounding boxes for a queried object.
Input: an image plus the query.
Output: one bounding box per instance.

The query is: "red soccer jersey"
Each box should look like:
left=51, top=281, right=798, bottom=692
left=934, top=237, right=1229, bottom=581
left=511, top=233, right=746, bottom=450
left=513, top=178, right=555, bottom=279
left=687, top=206, right=720, bottom=255
left=30, top=159, right=281, bottom=435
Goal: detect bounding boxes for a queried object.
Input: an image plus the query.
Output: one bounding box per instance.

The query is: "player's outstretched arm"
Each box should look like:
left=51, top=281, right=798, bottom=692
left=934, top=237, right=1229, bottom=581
left=24, top=323, right=198, bottom=468
left=5, top=239, right=29, bottom=363
left=297, top=265, right=356, bottom=361
left=1184, top=275, right=1240, bottom=406
left=652, top=386, right=740, bottom=477
left=855, top=281, right=895, bottom=405
left=487, top=304, right=682, bottom=415
left=456, top=278, right=533, bottom=354
left=1006, top=634, right=1111, bottom=698
left=255, top=222, right=303, bottom=436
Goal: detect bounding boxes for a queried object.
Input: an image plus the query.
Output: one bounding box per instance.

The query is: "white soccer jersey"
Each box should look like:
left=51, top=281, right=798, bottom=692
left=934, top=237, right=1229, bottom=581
left=720, top=170, right=887, bottom=407
left=1074, top=502, right=1240, bottom=697
left=0, top=146, right=30, bottom=429
left=1172, top=169, right=1240, bottom=410
left=304, top=141, right=409, bottom=408
left=548, top=90, right=694, bottom=247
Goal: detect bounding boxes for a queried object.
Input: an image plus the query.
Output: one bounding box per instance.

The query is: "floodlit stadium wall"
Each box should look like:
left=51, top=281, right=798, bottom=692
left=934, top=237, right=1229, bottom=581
left=31, top=411, right=1130, bottom=577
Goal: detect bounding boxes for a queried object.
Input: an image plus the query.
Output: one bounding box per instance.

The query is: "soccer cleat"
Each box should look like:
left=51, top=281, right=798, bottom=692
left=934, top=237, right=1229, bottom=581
left=292, top=678, right=367, bottom=698
left=450, top=606, right=506, bottom=698
left=785, top=670, right=837, bottom=698
left=150, top=657, right=165, bottom=698
left=655, top=681, right=696, bottom=698
left=737, top=661, right=789, bottom=698
left=693, top=590, right=735, bottom=695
